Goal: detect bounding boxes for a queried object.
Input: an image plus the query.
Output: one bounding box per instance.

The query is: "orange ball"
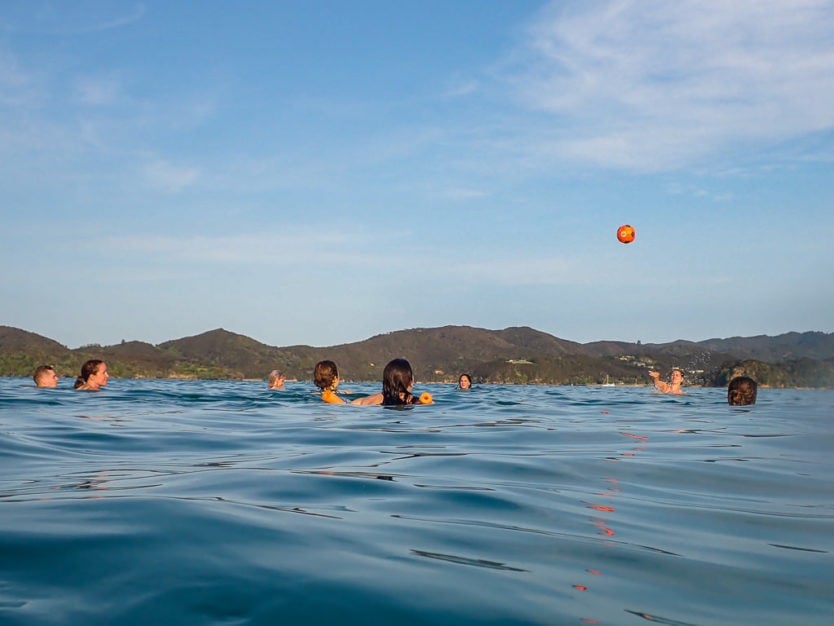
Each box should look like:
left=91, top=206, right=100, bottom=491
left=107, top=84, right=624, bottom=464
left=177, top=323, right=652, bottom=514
left=419, top=392, right=433, bottom=404
left=616, top=224, right=636, bottom=244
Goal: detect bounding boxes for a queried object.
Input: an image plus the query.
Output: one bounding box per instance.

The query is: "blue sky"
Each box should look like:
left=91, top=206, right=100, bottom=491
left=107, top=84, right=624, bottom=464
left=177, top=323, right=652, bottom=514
left=2, top=1, right=833, bottom=349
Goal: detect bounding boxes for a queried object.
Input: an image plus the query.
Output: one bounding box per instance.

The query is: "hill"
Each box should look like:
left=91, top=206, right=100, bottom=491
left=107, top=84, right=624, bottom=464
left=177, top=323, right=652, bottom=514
left=312, top=326, right=585, bottom=381
left=696, top=332, right=834, bottom=362
left=0, top=327, right=73, bottom=378
left=1, top=324, right=832, bottom=388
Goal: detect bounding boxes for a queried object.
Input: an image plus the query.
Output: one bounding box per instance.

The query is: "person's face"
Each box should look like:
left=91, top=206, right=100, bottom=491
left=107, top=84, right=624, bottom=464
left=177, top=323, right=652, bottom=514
left=38, top=369, right=59, bottom=388
left=670, top=370, right=683, bottom=384
left=459, top=376, right=471, bottom=389
left=91, top=363, right=109, bottom=387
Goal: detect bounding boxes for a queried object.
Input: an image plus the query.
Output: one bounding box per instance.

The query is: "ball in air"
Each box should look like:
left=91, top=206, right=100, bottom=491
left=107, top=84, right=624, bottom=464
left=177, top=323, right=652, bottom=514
left=617, top=224, right=636, bottom=244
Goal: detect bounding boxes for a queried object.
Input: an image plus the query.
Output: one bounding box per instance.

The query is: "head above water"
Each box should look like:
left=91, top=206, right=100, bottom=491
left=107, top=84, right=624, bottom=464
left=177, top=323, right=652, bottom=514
left=74, top=359, right=108, bottom=390
left=458, top=373, right=472, bottom=389
left=33, top=365, right=58, bottom=388
left=313, top=360, right=339, bottom=391
left=728, top=376, right=757, bottom=406
left=382, top=358, right=414, bottom=405
left=268, top=369, right=285, bottom=389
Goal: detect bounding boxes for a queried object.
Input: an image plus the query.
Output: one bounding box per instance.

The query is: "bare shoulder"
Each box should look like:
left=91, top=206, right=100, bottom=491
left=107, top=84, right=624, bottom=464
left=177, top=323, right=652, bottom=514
left=351, top=393, right=383, bottom=406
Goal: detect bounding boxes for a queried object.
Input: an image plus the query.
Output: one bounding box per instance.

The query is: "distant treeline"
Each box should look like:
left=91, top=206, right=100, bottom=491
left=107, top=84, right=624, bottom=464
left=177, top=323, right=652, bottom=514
left=2, top=325, right=833, bottom=388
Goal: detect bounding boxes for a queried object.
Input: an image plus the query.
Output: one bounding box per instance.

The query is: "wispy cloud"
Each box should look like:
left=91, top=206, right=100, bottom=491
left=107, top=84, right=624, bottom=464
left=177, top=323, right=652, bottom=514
left=0, top=46, right=40, bottom=108
left=99, top=231, right=380, bottom=267
left=509, top=0, right=834, bottom=171
left=142, top=160, right=201, bottom=192
left=439, top=186, right=489, bottom=201
left=458, top=255, right=578, bottom=286
left=3, top=2, right=146, bottom=35
left=664, top=181, right=733, bottom=203
left=94, top=231, right=590, bottom=290
left=442, top=78, right=480, bottom=99
left=73, top=75, right=123, bottom=106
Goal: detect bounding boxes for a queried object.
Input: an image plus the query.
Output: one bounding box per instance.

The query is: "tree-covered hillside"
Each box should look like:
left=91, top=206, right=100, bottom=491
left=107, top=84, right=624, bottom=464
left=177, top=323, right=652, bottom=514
left=2, top=325, right=832, bottom=388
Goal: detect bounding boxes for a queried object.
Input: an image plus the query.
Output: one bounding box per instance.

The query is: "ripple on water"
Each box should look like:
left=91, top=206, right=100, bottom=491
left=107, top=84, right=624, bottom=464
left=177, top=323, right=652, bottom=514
left=1, top=380, right=833, bottom=625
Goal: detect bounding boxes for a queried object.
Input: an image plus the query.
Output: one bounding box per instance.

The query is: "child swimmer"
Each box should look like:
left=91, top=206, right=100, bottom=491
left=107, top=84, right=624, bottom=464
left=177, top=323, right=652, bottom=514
left=314, top=360, right=352, bottom=404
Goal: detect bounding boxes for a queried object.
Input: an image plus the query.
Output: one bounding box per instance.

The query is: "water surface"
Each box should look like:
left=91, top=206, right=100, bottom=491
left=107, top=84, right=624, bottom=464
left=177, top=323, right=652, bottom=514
left=1, top=379, right=832, bottom=625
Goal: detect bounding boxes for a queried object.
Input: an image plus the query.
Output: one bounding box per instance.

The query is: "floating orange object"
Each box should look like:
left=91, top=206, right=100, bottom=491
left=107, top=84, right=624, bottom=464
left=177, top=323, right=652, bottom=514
left=617, top=224, right=636, bottom=244
left=419, top=392, right=433, bottom=404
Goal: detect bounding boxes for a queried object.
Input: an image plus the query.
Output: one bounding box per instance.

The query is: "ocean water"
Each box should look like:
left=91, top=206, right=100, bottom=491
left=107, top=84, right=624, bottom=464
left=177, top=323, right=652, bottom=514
left=1, top=378, right=832, bottom=626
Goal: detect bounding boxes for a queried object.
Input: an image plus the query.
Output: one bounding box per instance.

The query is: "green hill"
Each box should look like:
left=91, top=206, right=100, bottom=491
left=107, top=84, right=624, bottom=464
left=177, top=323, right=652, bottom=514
left=1, top=324, right=832, bottom=388
left=0, top=327, right=73, bottom=377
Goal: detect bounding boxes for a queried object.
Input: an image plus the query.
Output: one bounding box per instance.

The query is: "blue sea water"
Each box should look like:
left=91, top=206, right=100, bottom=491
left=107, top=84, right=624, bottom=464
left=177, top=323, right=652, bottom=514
left=1, top=378, right=833, bottom=626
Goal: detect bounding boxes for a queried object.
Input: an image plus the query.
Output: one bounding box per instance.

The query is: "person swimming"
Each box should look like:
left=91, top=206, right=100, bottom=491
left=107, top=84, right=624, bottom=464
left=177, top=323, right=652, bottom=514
left=728, top=376, right=757, bottom=405
left=74, top=359, right=109, bottom=391
left=648, top=368, right=685, bottom=395
left=314, top=360, right=348, bottom=404
left=457, top=373, right=472, bottom=390
left=33, top=365, right=59, bottom=388
left=353, top=358, right=433, bottom=406
left=267, top=369, right=286, bottom=390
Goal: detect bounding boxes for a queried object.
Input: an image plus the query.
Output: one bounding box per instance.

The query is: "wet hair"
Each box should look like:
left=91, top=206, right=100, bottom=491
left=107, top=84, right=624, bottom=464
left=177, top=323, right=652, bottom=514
left=728, top=376, right=757, bottom=406
left=268, top=369, right=285, bottom=387
left=313, top=360, right=339, bottom=390
left=458, top=373, right=472, bottom=388
left=74, top=359, right=104, bottom=389
left=33, top=364, right=56, bottom=385
left=382, top=358, right=415, bottom=406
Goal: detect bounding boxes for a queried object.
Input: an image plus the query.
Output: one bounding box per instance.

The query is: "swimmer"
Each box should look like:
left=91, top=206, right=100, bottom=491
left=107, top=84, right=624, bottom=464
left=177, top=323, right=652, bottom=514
left=33, top=365, right=59, bottom=388
left=457, top=373, right=472, bottom=390
left=353, top=358, right=433, bottom=406
left=74, top=359, right=109, bottom=391
left=314, top=360, right=351, bottom=404
left=648, top=368, right=684, bottom=395
left=728, top=376, right=757, bottom=406
left=267, top=369, right=286, bottom=390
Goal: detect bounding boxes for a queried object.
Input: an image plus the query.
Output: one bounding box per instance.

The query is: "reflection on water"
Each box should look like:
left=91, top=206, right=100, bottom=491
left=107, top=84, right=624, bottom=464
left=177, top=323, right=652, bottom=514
left=1, top=379, right=833, bottom=625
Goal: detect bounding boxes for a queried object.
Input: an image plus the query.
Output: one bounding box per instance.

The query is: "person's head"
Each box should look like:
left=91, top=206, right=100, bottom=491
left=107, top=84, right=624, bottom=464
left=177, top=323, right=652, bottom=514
left=382, top=358, right=414, bottom=405
left=268, top=369, right=286, bottom=389
left=314, top=360, right=339, bottom=391
left=670, top=368, right=684, bottom=384
left=74, top=359, right=108, bottom=390
left=457, top=373, right=472, bottom=390
left=728, top=376, right=757, bottom=406
left=33, top=365, right=59, bottom=388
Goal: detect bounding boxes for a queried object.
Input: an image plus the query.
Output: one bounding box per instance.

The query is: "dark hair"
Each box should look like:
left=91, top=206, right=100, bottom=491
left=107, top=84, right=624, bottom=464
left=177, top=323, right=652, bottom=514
left=74, top=359, right=104, bottom=389
left=382, top=358, right=415, bottom=405
left=728, top=376, right=757, bottom=406
left=458, top=373, right=472, bottom=387
left=313, top=360, right=339, bottom=390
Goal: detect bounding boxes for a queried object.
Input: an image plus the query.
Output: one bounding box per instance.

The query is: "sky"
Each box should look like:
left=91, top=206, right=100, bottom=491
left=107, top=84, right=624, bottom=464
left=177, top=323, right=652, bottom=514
left=1, top=0, right=833, bottom=350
